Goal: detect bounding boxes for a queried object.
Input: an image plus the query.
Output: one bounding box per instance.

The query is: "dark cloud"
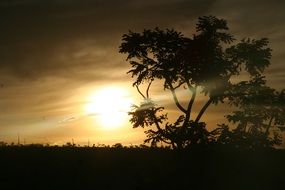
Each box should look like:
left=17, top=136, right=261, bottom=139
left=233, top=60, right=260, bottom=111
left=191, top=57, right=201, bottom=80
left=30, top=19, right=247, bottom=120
left=0, top=0, right=216, bottom=80
left=1, top=0, right=284, bottom=82
left=0, top=0, right=284, bottom=84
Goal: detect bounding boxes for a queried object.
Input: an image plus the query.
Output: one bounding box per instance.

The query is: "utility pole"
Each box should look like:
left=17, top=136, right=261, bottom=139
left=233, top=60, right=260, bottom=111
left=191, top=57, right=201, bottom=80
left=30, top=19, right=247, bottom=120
left=88, top=139, right=90, bottom=147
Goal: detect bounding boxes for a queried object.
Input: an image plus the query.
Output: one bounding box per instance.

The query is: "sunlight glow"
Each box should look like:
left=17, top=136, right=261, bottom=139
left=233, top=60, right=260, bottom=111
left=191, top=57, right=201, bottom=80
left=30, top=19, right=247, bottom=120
left=85, top=87, right=133, bottom=129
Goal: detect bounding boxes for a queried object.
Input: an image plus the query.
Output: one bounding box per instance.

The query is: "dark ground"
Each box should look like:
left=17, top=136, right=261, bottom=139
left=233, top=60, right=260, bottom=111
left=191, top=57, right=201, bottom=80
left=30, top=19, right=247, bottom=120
left=0, top=146, right=284, bottom=190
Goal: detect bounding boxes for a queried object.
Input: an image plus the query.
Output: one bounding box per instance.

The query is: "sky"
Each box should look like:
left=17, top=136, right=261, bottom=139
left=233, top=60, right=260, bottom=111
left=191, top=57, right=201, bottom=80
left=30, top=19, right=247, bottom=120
left=0, top=0, right=284, bottom=146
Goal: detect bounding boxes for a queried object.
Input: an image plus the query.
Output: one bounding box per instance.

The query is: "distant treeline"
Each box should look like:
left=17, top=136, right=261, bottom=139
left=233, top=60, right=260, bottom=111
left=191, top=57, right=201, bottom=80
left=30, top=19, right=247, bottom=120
left=1, top=140, right=283, bottom=151
left=0, top=141, right=170, bottom=149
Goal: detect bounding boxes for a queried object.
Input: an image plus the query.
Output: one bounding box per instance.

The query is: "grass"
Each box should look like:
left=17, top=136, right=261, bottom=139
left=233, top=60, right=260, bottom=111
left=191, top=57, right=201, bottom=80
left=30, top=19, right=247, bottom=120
left=0, top=146, right=285, bottom=190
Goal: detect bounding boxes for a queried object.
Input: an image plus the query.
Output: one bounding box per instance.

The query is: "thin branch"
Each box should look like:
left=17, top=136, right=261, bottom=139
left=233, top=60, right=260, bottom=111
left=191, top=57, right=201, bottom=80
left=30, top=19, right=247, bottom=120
left=168, top=83, right=187, bottom=113
left=184, top=86, right=197, bottom=125
left=187, top=84, right=197, bottom=112
left=149, top=108, right=163, bottom=131
left=150, top=109, right=173, bottom=146
left=135, top=85, right=146, bottom=99
left=195, top=98, right=213, bottom=123
left=146, top=80, right=153, bottom=98
left=159, top=138, right=172, bottom=145
left=186, top=80, right=195, bottom=93
left=153, top=117, right=162, bottom=131
left=173, top=81, right=184, bottom=90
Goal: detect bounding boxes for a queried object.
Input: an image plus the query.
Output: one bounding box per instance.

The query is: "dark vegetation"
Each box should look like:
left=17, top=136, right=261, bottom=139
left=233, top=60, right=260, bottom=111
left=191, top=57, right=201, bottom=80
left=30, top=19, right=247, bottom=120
left=1, top=145, right=285, bottom=190
left=0, top=16, right=284, bottom=189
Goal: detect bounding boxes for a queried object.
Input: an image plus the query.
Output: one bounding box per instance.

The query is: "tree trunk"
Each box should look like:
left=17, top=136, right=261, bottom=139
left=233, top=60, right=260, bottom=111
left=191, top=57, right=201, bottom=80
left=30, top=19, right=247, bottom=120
left=195, top=98, right=213, bottom=123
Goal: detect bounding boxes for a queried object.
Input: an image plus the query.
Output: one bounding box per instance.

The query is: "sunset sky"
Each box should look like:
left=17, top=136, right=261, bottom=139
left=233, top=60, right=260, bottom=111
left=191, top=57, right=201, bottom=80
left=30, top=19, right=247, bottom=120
left=0, top=0, right=284, bottom=146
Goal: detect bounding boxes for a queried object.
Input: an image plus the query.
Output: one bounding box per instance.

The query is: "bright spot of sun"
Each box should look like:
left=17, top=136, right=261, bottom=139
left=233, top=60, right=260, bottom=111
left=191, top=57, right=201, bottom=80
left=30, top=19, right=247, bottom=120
left=85, top=87, right=133, bottom=129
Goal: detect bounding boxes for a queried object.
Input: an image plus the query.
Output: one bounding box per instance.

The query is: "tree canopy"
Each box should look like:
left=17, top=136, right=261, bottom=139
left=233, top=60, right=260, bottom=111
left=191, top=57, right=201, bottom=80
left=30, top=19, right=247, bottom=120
left=119, top=16, right=285, bottom=149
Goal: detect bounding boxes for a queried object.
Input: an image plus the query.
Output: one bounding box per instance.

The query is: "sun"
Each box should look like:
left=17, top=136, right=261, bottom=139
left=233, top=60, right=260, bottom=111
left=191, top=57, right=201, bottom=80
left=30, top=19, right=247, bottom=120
left=85, top=87, right=133, bottom=129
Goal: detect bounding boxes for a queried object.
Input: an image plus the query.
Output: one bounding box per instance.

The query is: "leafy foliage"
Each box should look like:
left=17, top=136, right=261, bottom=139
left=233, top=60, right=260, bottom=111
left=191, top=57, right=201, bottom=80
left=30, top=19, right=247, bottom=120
left=120, top=15, right=283, bottom=149
left=129, top=99, right=167, bottom=129
left=219, top=77, right=285, bottom=149
left=214, top=124, right=282, bottom=150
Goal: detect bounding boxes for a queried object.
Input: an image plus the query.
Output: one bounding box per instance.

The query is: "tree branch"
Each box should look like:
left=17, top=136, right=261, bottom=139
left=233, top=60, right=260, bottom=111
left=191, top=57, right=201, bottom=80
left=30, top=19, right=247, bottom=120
left=135, top=85, right=146, bottom=99
left=135, top=80, right=153, bottom=99
left=152, top=114, right=162, bottom=131
left=184, top=85, right=197, bottom=125
left=195, top=98, right=213, bottom=123
left=149, top=109, right=174, bottom=146
left=186, top=80, right=194, bottom=92
left=168, top=84, right=187, bottom=113
left=146, top=80, right=153, bottom=98
left=173, top=81, right=184, bottom=90
left=159, top=138, right=172, bottom=145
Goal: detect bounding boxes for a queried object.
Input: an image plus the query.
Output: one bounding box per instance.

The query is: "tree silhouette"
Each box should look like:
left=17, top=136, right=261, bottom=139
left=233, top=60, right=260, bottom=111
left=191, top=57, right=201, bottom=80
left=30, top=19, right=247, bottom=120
left=119, top=16, right=284, bottom=149
left=215, top=78, right=285, bottom=149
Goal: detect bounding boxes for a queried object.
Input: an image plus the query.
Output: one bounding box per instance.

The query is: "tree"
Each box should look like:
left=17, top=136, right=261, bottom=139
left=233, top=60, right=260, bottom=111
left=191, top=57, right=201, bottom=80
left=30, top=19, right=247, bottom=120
left=119, top=16, right=283, bottom=149
left=215, top=78, right=285, bottom=149
left=112, top=143, right=124, bottom=149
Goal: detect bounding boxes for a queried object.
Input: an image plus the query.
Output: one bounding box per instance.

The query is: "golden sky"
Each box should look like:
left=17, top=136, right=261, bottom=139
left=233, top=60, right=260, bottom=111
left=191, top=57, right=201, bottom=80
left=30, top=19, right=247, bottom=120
left=0, top=0, right=284, bottom=145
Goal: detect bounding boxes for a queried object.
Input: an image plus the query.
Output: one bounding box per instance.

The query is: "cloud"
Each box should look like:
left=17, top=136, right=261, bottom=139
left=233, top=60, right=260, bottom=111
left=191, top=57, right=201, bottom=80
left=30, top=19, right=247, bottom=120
left=0, top=0, right=216, bottom=81
left=0, top=0, right=284, bottom=83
